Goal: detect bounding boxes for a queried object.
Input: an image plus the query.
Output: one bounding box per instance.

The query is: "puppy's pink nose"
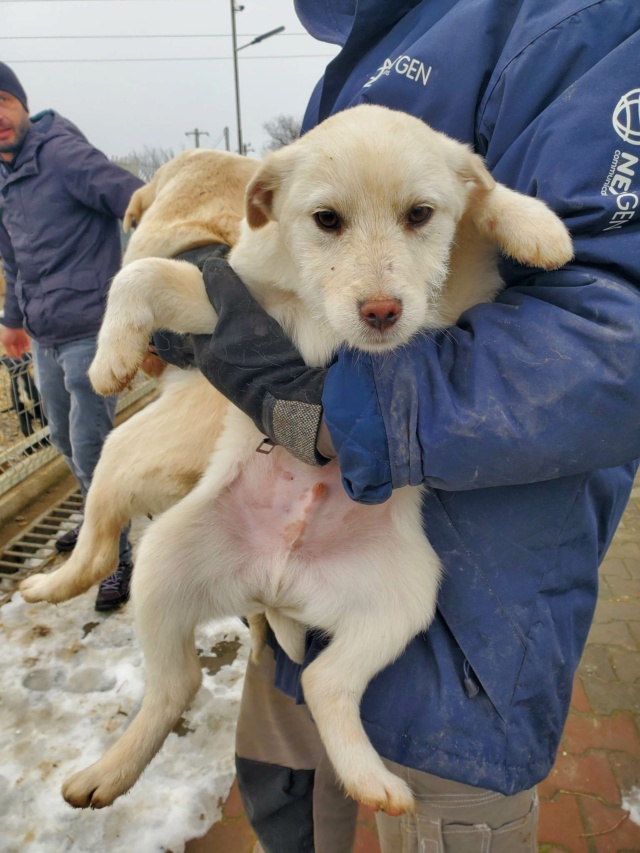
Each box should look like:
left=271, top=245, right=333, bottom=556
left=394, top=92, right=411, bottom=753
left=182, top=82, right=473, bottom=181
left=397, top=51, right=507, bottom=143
left=359, top=298, right=402, bottom=332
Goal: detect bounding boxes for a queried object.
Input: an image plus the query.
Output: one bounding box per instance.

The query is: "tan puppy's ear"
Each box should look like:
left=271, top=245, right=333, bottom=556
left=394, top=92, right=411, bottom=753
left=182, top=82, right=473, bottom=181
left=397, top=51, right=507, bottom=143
left=123, top=182, right=157, bottom=232
left=246, top=171, right=277, bottom=229
left=245, top=146, right=299, bottom=229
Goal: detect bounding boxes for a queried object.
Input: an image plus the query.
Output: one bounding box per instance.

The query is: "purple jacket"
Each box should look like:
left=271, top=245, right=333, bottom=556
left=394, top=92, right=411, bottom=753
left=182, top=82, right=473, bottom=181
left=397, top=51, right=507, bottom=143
left=0, top=110, right=143, bottom=346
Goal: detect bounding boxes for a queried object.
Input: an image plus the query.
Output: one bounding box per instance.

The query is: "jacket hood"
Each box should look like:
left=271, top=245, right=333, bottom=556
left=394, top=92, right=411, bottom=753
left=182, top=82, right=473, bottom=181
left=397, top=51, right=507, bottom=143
left=295, top=0, right=423, bottom=46
left=294, top=0, right=355, bottom=45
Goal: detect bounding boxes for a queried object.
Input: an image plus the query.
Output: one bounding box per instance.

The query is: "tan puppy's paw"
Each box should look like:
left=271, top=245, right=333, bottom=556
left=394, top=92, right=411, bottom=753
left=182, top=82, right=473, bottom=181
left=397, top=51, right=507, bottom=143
left=20, top=572, right=60, bottom=604
left=89, top=329, right=148, bottom=397
left=62, top=761, right=132, bottom=809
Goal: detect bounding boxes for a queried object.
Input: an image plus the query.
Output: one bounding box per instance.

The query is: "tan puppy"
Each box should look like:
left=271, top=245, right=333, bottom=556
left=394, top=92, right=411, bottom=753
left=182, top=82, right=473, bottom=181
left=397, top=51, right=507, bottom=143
left=58, top=105, right=572, bottom=815
left=20, top=149, right=258, bottom=606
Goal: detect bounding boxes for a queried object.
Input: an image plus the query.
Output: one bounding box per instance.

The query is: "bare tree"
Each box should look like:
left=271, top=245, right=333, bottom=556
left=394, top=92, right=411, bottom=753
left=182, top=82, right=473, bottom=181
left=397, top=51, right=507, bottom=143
left=119, top=145, right=176, bottom=183
left=262, top=115, right=302, bottom=154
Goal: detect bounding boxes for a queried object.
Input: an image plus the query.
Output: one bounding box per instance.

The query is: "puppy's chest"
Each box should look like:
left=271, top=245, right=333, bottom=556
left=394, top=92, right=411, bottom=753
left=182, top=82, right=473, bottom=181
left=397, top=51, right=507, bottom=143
left=218, top=446, right=392, bottom=560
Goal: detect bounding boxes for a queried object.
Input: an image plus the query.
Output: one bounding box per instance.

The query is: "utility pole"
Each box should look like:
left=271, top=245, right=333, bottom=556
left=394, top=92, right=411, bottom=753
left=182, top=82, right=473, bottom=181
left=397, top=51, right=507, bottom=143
left=230, top=4, right=285, bottom=156
left=223, top=126, right=230, bottom=152
left=230, top=1, right=243, bottom=155
left=185, top=128, right=210, bottom=148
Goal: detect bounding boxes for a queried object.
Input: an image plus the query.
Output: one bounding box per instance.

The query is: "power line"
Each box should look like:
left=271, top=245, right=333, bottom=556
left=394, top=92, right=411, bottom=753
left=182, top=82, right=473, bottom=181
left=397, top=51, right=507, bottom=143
left=4, top=55, right=336, bottom=63
left=1, top=0, right=213, bottom=3
left=0, top=33, right=311, bottom=39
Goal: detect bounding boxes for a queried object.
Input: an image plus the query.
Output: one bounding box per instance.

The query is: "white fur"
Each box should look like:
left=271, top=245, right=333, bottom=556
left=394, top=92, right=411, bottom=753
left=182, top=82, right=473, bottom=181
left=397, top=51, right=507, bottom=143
left=49, top=106, right=572, bottom=815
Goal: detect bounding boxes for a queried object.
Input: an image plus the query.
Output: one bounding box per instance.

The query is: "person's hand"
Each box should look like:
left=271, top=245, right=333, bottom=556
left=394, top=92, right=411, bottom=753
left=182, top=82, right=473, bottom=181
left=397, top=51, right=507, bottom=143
left=1, top=326, right=30, bottom=358
left=139, top=347, right=168, bottom=379
left=192, top=258, right=332, bottom=466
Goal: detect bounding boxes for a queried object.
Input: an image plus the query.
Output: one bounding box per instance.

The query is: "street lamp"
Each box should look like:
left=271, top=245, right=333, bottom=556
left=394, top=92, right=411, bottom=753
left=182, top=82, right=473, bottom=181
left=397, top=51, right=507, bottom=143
left=230, top=2, right=285, bottom=155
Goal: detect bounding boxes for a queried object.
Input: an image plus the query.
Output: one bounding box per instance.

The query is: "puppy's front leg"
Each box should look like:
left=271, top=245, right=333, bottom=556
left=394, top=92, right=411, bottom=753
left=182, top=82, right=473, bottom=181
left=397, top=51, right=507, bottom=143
left=90, top=258, right=217, bottom=396
left=472, top=184, right=574, bottom=271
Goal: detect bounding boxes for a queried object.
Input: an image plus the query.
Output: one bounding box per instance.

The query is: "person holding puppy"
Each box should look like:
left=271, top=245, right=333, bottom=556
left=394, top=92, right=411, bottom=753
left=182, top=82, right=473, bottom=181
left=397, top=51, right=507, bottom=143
left=187, top=1, right=640, bottom=850
left=0, top=62, right=143, bottom=611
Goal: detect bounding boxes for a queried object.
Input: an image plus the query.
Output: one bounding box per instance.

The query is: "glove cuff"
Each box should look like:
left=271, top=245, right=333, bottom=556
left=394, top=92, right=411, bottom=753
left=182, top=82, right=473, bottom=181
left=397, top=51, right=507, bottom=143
left=264, top=394, right=328, bottom=467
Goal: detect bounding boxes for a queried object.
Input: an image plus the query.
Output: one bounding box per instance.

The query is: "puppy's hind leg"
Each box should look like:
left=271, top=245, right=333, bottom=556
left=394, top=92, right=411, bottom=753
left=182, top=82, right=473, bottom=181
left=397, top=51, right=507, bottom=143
left=301, top=621, right=417, bottom=817
left=21, top=446, right=127, bottom=604
left=62, top=496, right=232, bottom=809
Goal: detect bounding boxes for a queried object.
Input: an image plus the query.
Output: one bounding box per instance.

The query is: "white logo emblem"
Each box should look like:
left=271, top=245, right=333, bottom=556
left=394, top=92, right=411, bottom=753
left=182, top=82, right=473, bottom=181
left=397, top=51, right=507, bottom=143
left=612, top=89, right=640, bottom=146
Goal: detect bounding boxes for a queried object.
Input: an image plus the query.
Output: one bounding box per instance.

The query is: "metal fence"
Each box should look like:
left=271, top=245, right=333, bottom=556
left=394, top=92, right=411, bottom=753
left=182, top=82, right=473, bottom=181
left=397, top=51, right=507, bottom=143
left=0, top=353, right=156, bottom=498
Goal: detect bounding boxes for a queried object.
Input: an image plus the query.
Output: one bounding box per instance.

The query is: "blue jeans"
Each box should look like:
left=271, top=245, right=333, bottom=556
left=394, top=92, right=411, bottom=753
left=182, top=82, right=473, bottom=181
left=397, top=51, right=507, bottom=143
left=31, top=336, right=132, bottom=562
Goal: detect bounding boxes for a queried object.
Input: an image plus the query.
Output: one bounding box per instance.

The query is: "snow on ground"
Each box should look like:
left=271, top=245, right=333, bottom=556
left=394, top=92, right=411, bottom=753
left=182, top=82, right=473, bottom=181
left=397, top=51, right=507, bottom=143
left=0, top=578, right=249, bottom=853
left=623, top=786, right=640, bottom=826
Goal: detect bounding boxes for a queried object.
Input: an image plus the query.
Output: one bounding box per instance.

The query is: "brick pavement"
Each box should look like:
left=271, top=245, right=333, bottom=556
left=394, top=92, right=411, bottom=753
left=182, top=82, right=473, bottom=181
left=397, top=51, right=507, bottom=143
left=186, top=484, right=640, bottom=853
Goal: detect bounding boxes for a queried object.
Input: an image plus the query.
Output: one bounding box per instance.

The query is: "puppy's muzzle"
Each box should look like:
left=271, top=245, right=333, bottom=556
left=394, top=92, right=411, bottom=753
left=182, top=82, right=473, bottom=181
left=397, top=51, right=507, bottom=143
left=359, top=298, right=403, bottom=332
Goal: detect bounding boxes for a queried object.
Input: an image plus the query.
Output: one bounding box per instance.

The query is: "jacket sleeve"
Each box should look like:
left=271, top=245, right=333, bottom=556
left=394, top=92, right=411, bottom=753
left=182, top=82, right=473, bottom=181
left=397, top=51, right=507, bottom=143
left=57, top=134, right=144, bottom=220
left=323, top=14, right=640, bottom=503
left=0, top=218, right=23, bottom=329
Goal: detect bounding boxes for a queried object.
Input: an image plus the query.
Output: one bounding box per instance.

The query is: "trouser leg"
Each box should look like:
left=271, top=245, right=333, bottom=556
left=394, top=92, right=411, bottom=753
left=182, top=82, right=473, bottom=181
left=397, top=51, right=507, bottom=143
left=235, top=648, right=359, bottom=853
left=33, top=337, right=132, bottom=562
left=57, top=337, right=116, bottom=498
left=375, top=759, right=538, bottom=853
left=31, top=340, right=75, bottom=474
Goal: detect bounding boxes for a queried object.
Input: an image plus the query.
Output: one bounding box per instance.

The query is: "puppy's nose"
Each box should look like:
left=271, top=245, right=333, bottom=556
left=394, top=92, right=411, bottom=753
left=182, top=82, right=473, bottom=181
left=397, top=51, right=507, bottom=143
left=359, top=298, right=402, bottom=332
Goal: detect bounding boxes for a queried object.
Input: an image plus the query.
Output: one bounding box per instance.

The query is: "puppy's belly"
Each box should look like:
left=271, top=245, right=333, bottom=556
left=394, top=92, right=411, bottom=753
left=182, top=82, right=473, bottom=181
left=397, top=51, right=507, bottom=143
left=218, top=446, right=393, bottom=563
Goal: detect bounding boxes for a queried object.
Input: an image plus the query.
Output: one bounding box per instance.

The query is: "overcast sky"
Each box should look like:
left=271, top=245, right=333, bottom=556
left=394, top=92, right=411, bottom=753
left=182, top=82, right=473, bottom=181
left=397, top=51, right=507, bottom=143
left=1, top=0, right=340, bottom=160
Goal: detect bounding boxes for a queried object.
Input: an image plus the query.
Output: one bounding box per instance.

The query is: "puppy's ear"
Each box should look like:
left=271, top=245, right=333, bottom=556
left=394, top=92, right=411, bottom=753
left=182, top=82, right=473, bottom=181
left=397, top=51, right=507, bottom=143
left=246, top=170, right=277, bottom=229
left=455, top=150, right=496, bottom=194
left=245, top=147, right=299, bottom=230
left=123, top=183, right=157, bottom=232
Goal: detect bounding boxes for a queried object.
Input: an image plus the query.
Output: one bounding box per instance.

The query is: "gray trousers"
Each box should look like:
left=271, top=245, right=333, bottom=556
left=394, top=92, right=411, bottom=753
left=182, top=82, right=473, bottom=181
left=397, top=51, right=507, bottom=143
left=236, top=649, right=538, bottom=853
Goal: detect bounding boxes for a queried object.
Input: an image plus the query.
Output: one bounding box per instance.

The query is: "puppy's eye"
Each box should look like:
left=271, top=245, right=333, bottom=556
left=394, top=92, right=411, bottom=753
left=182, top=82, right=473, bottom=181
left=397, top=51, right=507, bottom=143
left=314, top=210, right=341, bottom=231
left=406, top=206, right=433, bottom=226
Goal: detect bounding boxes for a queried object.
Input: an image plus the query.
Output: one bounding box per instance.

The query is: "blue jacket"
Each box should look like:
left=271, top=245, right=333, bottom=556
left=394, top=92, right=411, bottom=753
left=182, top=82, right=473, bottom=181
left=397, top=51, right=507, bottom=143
left=273, top=0, right=640, bottom=794
left=0, top=111, right=143, bottom=346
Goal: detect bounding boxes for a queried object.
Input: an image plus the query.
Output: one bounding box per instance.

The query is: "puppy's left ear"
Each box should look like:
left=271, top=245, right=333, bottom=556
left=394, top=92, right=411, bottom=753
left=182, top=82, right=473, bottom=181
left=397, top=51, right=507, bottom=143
left=245, top=146, right=299, bottom=229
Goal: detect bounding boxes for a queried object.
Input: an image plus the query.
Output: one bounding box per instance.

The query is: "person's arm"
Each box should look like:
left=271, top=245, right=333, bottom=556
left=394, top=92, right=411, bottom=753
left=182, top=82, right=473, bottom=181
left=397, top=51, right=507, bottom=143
left=0, top=219, right=29, bottom=356
left=58, top=134, right=144, bottom=219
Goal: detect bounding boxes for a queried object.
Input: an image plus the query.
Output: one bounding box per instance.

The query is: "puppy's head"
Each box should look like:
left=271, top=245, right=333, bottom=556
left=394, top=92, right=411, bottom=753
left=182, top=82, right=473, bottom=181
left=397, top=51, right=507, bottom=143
left=244, top=104, right=571, bottom=353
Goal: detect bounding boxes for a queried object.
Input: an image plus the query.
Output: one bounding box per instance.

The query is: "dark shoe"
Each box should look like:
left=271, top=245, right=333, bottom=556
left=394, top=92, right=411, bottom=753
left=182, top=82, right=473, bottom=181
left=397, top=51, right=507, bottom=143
left=55, top=523, right=81, bottom=553
left=95, top=560, right=134, bottom=612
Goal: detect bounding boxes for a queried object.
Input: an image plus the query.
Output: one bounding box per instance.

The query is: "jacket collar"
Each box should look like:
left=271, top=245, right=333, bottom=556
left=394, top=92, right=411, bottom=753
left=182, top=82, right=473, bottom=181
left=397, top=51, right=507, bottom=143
left=0, top=111, right=56, bottom=184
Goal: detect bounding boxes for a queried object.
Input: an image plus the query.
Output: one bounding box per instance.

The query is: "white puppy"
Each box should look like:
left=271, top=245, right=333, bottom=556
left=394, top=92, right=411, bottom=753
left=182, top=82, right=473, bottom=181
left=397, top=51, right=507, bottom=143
left=61, top=104, right=572, bottom=815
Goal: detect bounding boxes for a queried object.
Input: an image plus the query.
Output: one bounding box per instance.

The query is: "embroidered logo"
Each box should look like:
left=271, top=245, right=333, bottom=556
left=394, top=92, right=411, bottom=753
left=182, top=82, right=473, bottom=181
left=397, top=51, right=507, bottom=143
left=364, top=55, right=432, bottom=89
left=612, top=89, right=640, bottom=146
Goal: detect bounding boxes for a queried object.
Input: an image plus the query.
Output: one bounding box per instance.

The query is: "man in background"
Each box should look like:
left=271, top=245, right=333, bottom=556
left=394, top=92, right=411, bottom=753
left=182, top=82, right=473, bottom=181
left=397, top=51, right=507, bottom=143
left=0, top=62, right=143, bottom=611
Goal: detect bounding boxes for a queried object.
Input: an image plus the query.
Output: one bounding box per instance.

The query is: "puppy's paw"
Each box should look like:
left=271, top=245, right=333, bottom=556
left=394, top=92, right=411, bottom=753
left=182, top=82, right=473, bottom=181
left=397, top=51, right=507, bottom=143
left=20, top=572, right=60, bottom=604
left=515, top=213, right=574, bottom=271
left=479, top=186, right=574, bottom=271
left=89, top=334, right=148, bottom=396
left=20, top=569, right=83, bottom=604
left=349, top=769, right=414, bottom=816
left=62, top=762, right=131, bottom=809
